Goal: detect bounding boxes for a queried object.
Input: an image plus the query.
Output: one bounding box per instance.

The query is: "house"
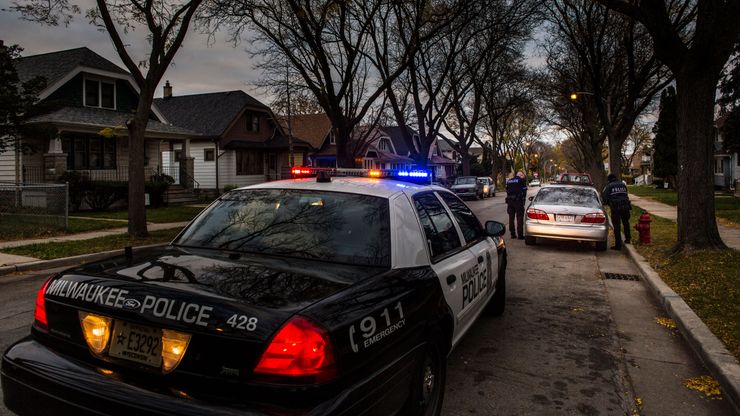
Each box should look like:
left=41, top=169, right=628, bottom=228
left=154, top=88, right=313, bottom=193
left=277, top=114, right=334, bottom=168
left=361, top=126, right=417, bottom=171
left=629, top=149, right=653, bottom=185
left=1, top=47, right=198, bottom=190
left=714, top=116, right=739, bottom=192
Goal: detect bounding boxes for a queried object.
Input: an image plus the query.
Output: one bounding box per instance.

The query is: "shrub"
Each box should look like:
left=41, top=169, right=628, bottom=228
left=58, top=171, right=89, bottom=212
left=147, top=173, right=175, bottom=208
left=84, top=181, right=127, bottom=211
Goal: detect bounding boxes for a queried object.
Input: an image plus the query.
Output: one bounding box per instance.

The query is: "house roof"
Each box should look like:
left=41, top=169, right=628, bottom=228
left=469, top=147, right=483, bottom=156
left=437, top=138, right=455, bottom=152
left=278, top=114, right=332, bottom=149
left=224, top=135, right=313, bottom=151
left=430, top=155, right=457, bottom=165
left=154, top=90, right=270, bottom=137
left=378, top=126, right=416, bottom=157
left=14, top=47, right=128, bottom=86
left=26, top=106, right=197, bottom=137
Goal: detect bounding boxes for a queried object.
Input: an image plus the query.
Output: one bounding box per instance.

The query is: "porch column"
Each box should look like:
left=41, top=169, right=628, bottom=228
left=43, top=133, right=67, bottom=183
left=179, top=138, right=195, bottom=189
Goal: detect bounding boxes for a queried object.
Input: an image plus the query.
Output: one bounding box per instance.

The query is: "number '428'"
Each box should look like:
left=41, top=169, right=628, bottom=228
left=226, top=314, right=258, bottom=331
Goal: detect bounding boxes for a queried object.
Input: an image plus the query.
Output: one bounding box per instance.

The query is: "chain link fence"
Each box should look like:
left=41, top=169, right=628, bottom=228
left=0, top=182, right=69, bottom=236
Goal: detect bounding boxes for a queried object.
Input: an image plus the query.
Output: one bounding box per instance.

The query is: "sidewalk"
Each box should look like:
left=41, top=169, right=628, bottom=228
left=0, top=222, right=188, bottom=267
left=630, top=194, right=740, bottom=250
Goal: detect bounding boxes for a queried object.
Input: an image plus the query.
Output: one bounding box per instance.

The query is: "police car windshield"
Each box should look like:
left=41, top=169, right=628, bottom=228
left=175, top=189, right=391, bottom=267
left=456, top=177, right=476, bottom=185
left=533, top=187, right=601, bottom=209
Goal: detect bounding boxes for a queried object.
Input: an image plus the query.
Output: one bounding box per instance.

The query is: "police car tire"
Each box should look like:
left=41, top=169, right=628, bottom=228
left=487, top=270, right=506, bottom=316
left=403, top=339, right=446, bottom=416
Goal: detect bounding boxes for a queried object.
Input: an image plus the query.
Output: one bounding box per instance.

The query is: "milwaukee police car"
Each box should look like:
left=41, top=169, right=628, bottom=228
left=2, top=168, right=508, bottom=416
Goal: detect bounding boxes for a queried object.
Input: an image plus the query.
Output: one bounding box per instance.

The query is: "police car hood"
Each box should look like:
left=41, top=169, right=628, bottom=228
left=46, top=246, right=380, bottom=341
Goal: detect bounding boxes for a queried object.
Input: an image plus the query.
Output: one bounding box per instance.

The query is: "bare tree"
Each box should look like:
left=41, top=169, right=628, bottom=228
left=544, top=0, right=672, bottom=182
left=594, top=0, right=740, bottom=251
left=11, top=0, right=204, bottom=237
left=201, top=0, right=446, bottom=167
left=621, top=122, right=652, bottom=175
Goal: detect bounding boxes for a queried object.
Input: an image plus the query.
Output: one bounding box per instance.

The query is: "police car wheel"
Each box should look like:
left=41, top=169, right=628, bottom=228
left=404, top=340, right=446, bottom=416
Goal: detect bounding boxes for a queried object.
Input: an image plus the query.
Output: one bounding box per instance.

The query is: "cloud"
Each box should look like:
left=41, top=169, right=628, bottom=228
left=0, top=7, right=271, bottom=102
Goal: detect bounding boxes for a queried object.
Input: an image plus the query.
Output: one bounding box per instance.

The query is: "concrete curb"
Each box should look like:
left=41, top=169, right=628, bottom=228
left=625, top=244, right=740, bottom=413
left=0, top=243, right=168, bottom=277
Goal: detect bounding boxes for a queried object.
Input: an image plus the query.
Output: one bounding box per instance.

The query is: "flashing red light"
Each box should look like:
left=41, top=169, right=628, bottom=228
left=254, top=316, right=336, bottom=382
left=34, top=278, right=52, bottom=329
left=526, top=209, right=549, bottom=221
left=368, top=169, right=382, bottom=178
left=291, top=167, right=312, bottom=176
left=581, top=213, right=606, bottom=224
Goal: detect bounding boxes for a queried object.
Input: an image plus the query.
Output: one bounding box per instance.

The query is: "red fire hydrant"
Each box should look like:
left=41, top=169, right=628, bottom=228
left=635, top=211, right=652, bottom=245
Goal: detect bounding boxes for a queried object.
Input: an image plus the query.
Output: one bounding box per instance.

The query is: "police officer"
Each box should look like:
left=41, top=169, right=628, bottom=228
left=505, top=171, right=528, bottom=239
left=602, top=173, right=631, bottom=250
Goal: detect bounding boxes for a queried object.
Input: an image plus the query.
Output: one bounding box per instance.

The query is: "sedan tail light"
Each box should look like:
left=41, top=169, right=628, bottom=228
left=254, top=316, right=336, bottom=383
left=581, top=213, right=606, bottom=224
left=34, top=278, right=53, bottom=331
left=526, top=209, right=549, bottom=221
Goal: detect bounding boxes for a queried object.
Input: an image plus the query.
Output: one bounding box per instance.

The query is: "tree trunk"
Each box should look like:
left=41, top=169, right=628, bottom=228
left=674, top=70, right=726, bottom=250
left=127, top=88, right=152, bottom=238
left=585, top=143, right=607, bottom=190
left=608, top=134, right=622, bottom=180
left=460, top=149, right=471, bottom=176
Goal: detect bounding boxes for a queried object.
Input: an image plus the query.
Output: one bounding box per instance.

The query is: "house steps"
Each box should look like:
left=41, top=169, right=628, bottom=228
left=166, top=185, right=200, bottom=205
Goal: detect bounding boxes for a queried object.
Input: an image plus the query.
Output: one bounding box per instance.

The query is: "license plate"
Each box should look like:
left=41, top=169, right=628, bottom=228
left=557, top=214, right=575, bottom=223
left=108, top=321, right=162, bottom=367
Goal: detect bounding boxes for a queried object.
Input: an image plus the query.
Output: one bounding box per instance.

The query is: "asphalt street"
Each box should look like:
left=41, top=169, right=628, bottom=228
left=0, top=190, right=735, bottom=415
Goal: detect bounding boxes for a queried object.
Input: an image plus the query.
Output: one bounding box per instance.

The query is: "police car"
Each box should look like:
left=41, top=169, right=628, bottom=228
left=1, top=168, right=508, bottom=416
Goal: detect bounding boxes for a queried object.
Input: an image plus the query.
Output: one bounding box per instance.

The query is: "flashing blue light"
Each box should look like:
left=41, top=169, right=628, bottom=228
left=396, top=170, right=430, bottom=178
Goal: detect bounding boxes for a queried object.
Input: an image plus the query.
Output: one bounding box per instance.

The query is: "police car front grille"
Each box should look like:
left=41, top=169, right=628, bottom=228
left=602, top=272, right=640, bottom=281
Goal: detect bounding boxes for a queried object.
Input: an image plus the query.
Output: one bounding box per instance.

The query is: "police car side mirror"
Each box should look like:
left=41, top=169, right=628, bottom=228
left=485, top=221, right=506, bottom=237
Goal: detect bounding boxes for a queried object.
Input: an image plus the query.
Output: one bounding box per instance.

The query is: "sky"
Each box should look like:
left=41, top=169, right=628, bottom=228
left=0, top=2, right=269, bottom=102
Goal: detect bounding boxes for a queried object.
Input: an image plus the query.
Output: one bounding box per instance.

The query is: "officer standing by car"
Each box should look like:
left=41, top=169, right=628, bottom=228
left=506, top=171, right=528, bottom=239
left=602, top=173, right=631, bottom=250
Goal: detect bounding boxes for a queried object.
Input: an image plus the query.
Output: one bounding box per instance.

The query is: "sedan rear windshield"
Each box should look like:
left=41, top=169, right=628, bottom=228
left=533, top=187, right=601, bottom=209
left=174, top=189, right=391, bottom=267
left=456, top=177, right=476, bottom=185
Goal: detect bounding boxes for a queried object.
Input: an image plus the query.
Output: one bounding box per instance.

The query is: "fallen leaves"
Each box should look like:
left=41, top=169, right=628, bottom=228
left=655, top=317, right=677, bottom=330
left=685, top=375, right=723, bottom=399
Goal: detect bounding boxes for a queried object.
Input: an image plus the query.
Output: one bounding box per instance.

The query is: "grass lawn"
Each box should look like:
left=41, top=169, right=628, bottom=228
left=628, top=185, right=740, bottom=225
left=0, top=217, right=126, bottom=242
left=0, top=228, right=182, bottom=260
left=78, top=206, right=205, bottom=223
left=630, top=205, right=740, bottom=361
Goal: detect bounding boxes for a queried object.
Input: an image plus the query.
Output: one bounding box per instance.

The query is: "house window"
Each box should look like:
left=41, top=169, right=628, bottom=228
left=236, top=150, right=263, bottom=175
left=715, top=159, right=724, bottom=174
left=329, top=133, right=336, bottom=145
left=379, top=138, right=390, bottom=152
left=84, top=78, right=116, bottom=109
left=204, top=148, right=215, bottom=162
left=246, top=113, right=260, bottom=132
left=174, top=150, right=182, bottom=162
left=63, top=135, right=116, bottom=170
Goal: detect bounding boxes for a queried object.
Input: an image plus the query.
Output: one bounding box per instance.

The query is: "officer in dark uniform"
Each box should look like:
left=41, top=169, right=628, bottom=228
left=505, top=172, right=528, bottom=239
left=602, top=173, right=631, bottom=250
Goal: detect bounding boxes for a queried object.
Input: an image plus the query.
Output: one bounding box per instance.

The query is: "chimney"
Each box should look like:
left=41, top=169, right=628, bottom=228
left=163, top=80, right=172, bottom=98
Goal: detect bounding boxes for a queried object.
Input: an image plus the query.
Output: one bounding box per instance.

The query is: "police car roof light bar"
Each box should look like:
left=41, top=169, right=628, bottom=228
left=290, top=166, right=432, bottom=184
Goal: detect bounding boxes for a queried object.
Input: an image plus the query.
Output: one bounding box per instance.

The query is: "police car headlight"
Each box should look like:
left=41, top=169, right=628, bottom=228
left=161, top=329, right=192, bottom=374
left=79, top=312, right=112, bottom=354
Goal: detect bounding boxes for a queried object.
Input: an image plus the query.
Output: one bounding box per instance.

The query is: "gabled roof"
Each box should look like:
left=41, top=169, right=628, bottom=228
left=14, top=47, right=128, bottom=86
left=278, top=114, right=332, bottom=149
left=154, top=90, right=270, bottom=138
left=378, top=126, right=417, bottom=157
left=437, top=138, right=455, bottom=152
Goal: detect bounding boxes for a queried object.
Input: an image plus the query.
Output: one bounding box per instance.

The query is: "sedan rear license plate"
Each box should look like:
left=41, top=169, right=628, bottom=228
left=108, top=321, right=162, bottom=367
left=557, top=214, right=575, bottom=223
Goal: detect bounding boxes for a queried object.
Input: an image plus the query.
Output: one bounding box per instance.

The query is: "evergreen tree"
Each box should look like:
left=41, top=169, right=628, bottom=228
left=652, top=86, right=678, bottom=188
left=0, top=43, right=45, bottom=153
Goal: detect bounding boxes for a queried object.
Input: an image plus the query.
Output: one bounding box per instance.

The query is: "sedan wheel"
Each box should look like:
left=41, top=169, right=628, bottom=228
left=595, top=240, right=607, bottom=251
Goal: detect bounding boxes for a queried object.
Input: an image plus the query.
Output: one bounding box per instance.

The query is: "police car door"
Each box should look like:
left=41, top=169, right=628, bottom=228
left=437, top=192, right=498, bottom=334
left=411, top=192, right=478, bottom=344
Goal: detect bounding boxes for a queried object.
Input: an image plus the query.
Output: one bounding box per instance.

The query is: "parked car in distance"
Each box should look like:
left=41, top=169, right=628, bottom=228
left=477, top=177, right=496, bottom=197
left=529, top=179, right=541, bottom=187
left=451, top=176, right=484, bottom=199
left=523, top=184, right=608, bottom=250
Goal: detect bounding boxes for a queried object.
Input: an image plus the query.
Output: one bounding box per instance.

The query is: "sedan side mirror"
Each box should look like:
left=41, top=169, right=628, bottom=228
left=485, top=221, right=506, bottom=237
left=528, top=196, right=534, bottom=201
